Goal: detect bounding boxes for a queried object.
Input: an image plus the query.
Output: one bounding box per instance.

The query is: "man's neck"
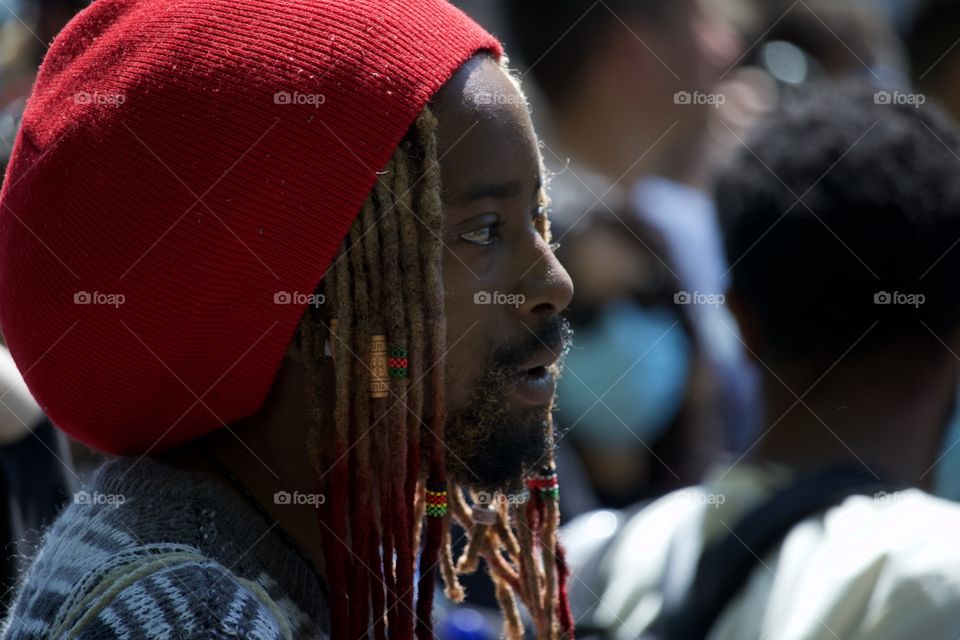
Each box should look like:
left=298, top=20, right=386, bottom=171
left=155, top=357, right=329, bottom=577
left=158, top=426, right=329, bottom=576
left=753, top=355, right=955, bottom=490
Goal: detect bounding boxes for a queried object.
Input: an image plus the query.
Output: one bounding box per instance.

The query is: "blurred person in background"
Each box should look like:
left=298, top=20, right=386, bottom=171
left=0, top=340, right=76, bottom=614
left=905, top=0, right=960, bottom=504
left=501, top=0, right=762, bottom=511
left=550, top=203, right=722, bottom=512
left=505, top=0, right=744, bottom=189
left=744, top=0, right=908, bottom=88
left=908, top=0, right=960, bottom=124
left=725, top=0, right=960, bottom=507
left=0, top=0, right=86, bottom=618
left=567, top=80, right=960, bottom=640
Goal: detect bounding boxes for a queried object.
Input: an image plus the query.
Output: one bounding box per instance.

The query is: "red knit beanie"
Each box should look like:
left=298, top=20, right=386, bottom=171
left=0, top=0, right=501, bottom=455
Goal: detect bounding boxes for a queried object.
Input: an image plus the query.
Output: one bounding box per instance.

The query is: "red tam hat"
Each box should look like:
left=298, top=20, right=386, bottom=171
left=0, top=0, right=501, bottom=455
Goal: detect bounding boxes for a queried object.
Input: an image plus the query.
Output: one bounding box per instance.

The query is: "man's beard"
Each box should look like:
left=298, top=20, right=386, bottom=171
left=444, top=317, right=572, bottom=493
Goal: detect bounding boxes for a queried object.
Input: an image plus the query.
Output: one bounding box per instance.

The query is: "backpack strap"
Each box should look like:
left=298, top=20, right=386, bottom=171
left=654, top=465, right=903, bottom=640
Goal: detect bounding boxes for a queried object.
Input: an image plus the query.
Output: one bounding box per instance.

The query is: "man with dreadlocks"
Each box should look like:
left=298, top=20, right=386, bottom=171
left=0, top=1, right=575, bottom=638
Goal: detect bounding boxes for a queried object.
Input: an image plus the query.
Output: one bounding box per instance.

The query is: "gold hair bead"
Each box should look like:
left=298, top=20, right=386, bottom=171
left=370, top=334, right=389, bottom=398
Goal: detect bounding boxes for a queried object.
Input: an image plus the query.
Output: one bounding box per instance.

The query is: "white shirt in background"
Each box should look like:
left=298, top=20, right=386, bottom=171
left=564, top=460, right=960, bottom=639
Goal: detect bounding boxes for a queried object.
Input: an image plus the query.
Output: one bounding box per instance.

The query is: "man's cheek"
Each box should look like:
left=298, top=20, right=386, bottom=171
left=441, top=338, right=477, bottom=410
left=442, top=287, right=497, bottom=408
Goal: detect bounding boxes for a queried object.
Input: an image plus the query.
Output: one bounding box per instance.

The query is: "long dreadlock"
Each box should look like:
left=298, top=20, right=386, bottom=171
left=300, top=77, right=573, bottom=639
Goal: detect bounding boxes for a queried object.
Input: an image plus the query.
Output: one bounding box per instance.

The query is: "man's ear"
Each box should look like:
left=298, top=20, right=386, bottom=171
left=727, top=290, right=762, bottom=363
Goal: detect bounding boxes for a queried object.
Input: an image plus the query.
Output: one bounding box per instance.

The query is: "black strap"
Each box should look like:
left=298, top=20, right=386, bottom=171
left=654, top=465, right=904, bottom=640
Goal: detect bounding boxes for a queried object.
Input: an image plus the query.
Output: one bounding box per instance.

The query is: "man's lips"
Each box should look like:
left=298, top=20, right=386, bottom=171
left=505, top=365, right=557, bottom=406
left=504, top=340, right=563, bottom=406
left=519, top=336, right=564, bottom=372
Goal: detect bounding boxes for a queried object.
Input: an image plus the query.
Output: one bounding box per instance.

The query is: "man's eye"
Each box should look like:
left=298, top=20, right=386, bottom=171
left=458, top=224, right=499, bottom=246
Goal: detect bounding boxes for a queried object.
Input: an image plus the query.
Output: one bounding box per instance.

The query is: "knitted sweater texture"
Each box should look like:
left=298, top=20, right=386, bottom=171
left=0, top=456, right=329, bottom=639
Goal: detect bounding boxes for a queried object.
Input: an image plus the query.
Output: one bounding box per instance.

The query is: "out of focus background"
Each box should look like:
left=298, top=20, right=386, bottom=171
left=3, top=0, right=960, bottom=635
left=440, top=0, right=960, bottom=636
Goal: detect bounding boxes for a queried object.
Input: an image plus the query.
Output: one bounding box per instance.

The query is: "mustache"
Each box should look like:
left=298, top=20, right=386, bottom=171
left=490, top=316, right=574, bottom=374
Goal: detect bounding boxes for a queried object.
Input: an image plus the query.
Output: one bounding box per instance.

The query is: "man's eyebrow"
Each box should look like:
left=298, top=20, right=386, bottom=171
left=448, top=178, right=543, bottom=205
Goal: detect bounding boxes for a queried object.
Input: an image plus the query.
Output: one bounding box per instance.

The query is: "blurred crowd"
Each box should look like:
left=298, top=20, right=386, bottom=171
left=4, top=0, right=960, bottom=637
left=450, top=0, right=960, bottom=515
left=442, top=0, right=960, bottom=636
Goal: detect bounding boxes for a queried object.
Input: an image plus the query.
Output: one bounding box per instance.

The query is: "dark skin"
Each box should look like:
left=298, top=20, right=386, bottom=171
left=729, top=292, right=959, bottom=490
left=157, top=56, right=574, bottom=576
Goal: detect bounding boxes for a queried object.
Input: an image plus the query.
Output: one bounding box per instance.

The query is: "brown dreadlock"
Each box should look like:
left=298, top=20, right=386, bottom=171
left=299, top=92, right=573, bottom=639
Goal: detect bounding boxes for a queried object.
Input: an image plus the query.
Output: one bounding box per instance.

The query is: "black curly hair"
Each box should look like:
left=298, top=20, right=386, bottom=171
left=717, top=80, right=960, bottom=362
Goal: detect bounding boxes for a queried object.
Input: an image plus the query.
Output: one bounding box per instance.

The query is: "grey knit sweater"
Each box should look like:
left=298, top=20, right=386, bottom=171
left=0, top=456, right=330, bottom=639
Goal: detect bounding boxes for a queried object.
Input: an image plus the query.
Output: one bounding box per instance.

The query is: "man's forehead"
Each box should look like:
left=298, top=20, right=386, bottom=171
left=445, top=177, right=544, bottom=208
left=432, top=57, right=535, bottom=143
left=431, top=59, right=541, bottom=199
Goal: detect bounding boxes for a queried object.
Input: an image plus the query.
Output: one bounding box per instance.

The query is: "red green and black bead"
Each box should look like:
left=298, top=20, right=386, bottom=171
left=388, top=347, right=408, bottom=378
left=526, top=464, right=559, bottom=500
left=425, top=485, right=447, bottom=517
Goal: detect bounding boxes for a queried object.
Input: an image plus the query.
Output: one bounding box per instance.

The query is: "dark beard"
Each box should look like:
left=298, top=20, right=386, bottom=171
left=443, top=317, right=572, bottom=492
left=444, top=379, right=554, bottom=493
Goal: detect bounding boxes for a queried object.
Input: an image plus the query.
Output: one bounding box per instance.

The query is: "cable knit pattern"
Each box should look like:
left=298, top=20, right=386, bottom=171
left=0, top=456, right=329, bottom=639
